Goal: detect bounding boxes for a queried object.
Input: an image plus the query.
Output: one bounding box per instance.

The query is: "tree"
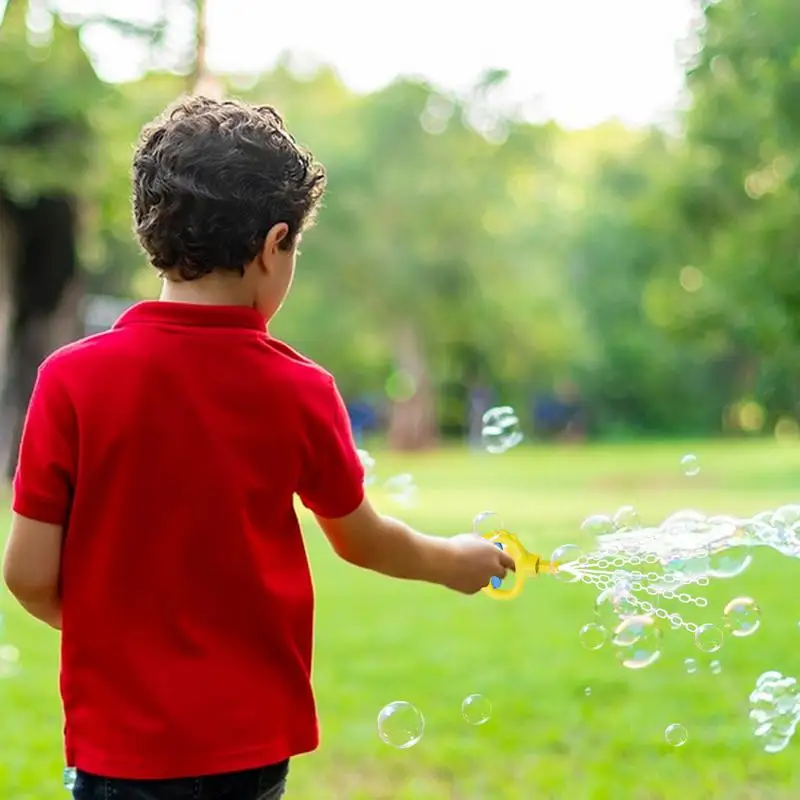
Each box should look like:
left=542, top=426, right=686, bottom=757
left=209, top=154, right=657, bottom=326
left=0, top=0, right=104, bottom=476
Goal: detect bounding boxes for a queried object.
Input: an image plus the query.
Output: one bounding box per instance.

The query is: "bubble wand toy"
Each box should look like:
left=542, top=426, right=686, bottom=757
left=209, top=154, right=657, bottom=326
left=477, top=520, right=735, bottom=636
left=481, top=530, right=558, bottom=601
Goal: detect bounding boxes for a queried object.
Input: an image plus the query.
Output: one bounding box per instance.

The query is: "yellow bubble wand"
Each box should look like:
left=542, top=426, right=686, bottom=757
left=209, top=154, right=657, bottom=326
left=480, top=529, right=564, bottom=600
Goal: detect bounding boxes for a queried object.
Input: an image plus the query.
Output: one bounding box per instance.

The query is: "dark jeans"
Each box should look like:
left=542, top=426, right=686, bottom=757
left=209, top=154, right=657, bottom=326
left=72, top=761, right=288, bottom=800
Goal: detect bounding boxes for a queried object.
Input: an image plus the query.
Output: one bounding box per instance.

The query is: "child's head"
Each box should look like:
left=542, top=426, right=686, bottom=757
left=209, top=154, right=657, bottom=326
left=132, top=96, right=326, bottom=318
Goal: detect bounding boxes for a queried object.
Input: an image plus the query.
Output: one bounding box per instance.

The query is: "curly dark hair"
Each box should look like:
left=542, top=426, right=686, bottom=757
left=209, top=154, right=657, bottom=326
left=132, top=96, right=326, bottom=281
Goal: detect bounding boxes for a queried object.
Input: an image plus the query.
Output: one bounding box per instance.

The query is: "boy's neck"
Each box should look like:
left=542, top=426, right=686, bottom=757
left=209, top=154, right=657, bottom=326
left=159, top=275, right=255, bottom=308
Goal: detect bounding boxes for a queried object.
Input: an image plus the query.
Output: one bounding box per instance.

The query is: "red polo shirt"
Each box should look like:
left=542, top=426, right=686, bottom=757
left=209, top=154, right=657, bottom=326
left=12, top=301, right=365, bottom=779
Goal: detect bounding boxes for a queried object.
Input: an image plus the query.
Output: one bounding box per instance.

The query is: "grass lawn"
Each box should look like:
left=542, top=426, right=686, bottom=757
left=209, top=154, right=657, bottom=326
left=1, top=439, right=800, bottom=799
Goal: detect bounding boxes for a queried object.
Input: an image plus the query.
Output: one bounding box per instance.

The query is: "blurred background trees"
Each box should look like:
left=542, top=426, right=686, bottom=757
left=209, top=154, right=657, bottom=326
left=2, top=0, right=800, bottom=470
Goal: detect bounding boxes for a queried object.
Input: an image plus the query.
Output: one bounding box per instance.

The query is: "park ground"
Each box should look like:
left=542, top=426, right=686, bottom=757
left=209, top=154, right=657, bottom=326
left=1, top=439, right=799, bottom=799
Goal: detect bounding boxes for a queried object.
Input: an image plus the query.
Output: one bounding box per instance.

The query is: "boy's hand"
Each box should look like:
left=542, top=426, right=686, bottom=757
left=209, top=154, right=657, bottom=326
left=442, top=533, right=516, bottom=595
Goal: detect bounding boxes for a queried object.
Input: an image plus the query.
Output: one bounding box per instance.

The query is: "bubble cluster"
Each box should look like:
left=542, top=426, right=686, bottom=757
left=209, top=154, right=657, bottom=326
left=461, top=694, right=492, bottom=726
left=377, top=701, right=424, bottom=749
left=749, top=671, right=800, bottom=754
left=481, top=406, right=523, bottom=454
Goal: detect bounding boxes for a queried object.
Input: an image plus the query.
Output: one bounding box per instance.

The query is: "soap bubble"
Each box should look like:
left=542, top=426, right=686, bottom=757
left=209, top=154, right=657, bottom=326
left=710, top=659, right=722, bottom=675
left=680, top=454, right=700, bottom=477
left=579, top=622, right=608, bottom=651
left=383, top=473, right=418, bottom=509
left=481, top=406, right=523, bottom=454
left=357, top=449, right=377, bottom=486
left=665, top=723, right=688, bottom=747
left=584, top=686, right=592, bottom=697
left=707, top=538, right=752, bottom=579
left=581, top=513, right=615, bottom=537
left=0, top=644, right=21, bottom=679
left=461, top=694, right=492, bottom=726
left=694, top=623, right=724, bottom=653
left=723, top=596, right=761, bottom=638
left=551, top=543, right=583, bottom=583
left=612, top=505, right=641, bottom=531
left=63, top=767, right=77, bottom=791
left=612, top=615, right=662, bottom=670
left=377, top=701, right=424, bottom=749
left=472, top=511, right=503, bottom=537
left=594, top=584, right=638, bottom=630
left=684, top=658, right=698, bottom=674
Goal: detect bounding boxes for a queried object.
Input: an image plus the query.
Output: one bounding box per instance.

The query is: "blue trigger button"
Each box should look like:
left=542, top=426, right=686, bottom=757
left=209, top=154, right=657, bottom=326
left=491, top=542, right=503, bottom=589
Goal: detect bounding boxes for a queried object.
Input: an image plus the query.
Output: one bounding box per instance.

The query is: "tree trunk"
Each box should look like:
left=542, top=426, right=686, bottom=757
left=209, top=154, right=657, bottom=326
left=386, top=324, right=438, bottom=451
left=189, top=0, right=222, bottom=98
left=1, top=195, right=82, bottom=480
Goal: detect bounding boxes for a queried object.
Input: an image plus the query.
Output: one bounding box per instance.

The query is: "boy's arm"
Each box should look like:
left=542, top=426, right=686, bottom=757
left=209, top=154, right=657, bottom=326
left=314, top=499, right=514, bottom=594
left=5, top=359, right=76, bottom=631
left=3, top=515, right=63, bottom=630
left=297, top=376, right=514, bottom=593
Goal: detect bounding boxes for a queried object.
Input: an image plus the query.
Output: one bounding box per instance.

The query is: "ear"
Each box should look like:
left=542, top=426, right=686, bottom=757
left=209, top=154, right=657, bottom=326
left=257, top=223, right=291, bottom=272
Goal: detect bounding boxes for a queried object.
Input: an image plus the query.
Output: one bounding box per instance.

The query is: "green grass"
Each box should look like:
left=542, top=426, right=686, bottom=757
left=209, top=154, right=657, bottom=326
left=2, top=439, right=800, bottom=798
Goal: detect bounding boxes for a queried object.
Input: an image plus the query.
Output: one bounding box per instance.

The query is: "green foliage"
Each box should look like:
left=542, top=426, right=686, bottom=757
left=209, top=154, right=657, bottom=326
left=0, top=2, right=103, bottom=202
left=7, top=0, right=800, bottom=437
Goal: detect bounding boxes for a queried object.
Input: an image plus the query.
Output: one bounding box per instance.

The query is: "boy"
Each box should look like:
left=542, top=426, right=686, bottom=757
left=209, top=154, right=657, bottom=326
left=3, top=97, right=514, bottom=800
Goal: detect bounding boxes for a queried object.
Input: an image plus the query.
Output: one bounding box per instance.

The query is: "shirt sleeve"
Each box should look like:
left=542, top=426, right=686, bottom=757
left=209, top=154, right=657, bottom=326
left=12, top=361, right=77, bottom=526
left=297, top=375, right=365, bottom=519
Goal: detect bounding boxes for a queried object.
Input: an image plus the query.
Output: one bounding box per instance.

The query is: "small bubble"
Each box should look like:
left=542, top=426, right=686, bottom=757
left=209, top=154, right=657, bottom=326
left=665, top=723, right=689, bottom=747
left=694, top=623, right=724, bottom=653
left=581, top=514, right=615, bottom=537
left=710, top=659, right=722, bottom=675
left=382, top=473, right=418, bottom=509
left=377, top=701, right=424, bottom=749
left=684, top=658, right=698, bottom=674
left=357, top=449, right=377, bottom=486
left=461, top=694, right=492, bottom=726
left=579, top=622, right=608, bottom=651
left=481, top=406, right=523, bottom=454
left=612, top=505, right=641, bottom=531
left=472, top=511, right=503, bottom=537
left=584, top=686, right=592, bottom=697
left=551, top=543, right=583, bottom=583
left=0, top=644, right=21, bottom=679
left=680, top=454, right=700, bottom=477
left=594, top=585, right=638, bottom=630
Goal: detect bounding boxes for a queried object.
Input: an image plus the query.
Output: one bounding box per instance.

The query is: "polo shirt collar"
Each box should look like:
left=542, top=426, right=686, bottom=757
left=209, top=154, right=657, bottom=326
left=114, top=301, right=267, bottom=333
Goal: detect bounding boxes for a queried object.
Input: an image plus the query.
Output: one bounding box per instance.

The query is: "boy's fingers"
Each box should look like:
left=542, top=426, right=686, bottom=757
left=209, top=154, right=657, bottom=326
left=498, top=551, right=516, bottom=571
